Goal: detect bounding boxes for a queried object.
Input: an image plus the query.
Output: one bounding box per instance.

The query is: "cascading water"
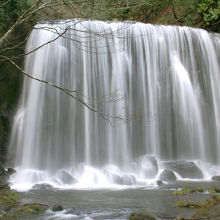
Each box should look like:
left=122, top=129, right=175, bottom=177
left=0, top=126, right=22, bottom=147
left=8, top=20, right=220, bottom=190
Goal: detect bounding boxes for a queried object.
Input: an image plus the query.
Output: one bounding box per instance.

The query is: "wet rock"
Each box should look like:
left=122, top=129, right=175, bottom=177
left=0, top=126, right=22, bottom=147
left=7, top=168, right=16, bottom=176
left=0, top=167, right=9, bottom=190
left=0, top=167, right=15, bottom=186
left=157, top=180, right=164, bottom=186
left=57, top=170, right=77, bottom=184
left=52, top=204, right=63, bottom=212
left=174, top=216, right=185, bottom=220
left=211, top=175, right=220, bottom=181
left=138, top=155, right=158, bottom=178
left=191, top=196, right=220, bottom=219
left=121, top=175, right=136, bottom=185
left=163, top=160, right=203, bottom=179
left=0, top=166, right=6, bottom=178
left=13, top=203, right=49, bottom=215
left=0, top=189, right=19, bottom=212
left=0, top=182, right=10, bottom=190
left=159, top=169, right=176, bottom=182
left=108, top=173, right=122, bottom=184
left=129, top=210, right=156, bottom=220
left=32, top=183, right=53, bottom=190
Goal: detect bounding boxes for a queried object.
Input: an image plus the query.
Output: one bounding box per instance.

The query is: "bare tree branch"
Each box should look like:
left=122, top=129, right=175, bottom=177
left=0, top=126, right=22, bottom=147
left=0, top=55, right=129, bottom=126
left=0, top=0, right=155, bottom=127
left=0, top=0, right=10, bottom=8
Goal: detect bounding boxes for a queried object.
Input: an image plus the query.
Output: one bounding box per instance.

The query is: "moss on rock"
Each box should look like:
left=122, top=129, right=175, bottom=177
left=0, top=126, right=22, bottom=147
left=192, top=196, right=220, bottom=219
left=14, top=203, right=48, bottom=215
left=174, top=200, right=207, bottom=209
left=209, top=187, right=217, bottom=194
left=173, top=187, right=204, bottom=196
left=129, top=210, right=156, bottom=220
left=0, top=188, right=48, bottom=219
left=1, top=213, right=21, bottom=219
left=0, top=189, right=19, bottom=208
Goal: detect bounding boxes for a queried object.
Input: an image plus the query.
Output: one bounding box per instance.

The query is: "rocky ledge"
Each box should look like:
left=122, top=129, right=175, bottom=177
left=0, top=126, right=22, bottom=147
left=0, top=166, right=50, bottom=219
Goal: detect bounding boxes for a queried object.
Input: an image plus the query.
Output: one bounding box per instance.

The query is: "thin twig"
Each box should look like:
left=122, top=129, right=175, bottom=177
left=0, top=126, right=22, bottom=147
left=0, top=55, right=128, bottom=126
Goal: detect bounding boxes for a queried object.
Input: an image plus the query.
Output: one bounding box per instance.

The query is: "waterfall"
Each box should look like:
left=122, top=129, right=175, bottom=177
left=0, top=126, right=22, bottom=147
left=8, top=20, right=220, bottom=190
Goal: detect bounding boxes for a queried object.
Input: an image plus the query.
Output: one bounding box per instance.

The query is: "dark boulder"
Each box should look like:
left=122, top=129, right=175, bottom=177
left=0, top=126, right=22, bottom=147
left=138, top=155, right=158, bottom=178
left=108, top=172, right=122, bottom=184
left=156, top=180, right=164, bottom=186
left=129, top=210, right=156, bottom=220
left=212, top=176, right=220, bottom=181
left=0, top=181, right=10, bottom=190
left=0, top=167, right=16, bottom=183
left=159, top=169, right=177, bottom=182
left=0, top=167, right=12, bottom=190
left=52, top=204, right=63, bottom=212
left=0, top=166, right=8, bottom=186
left=32, top=183, right=53, bottom=190
left=7, top=168, right=16, bottom=176
left=121, top=174, right=136, bottom=185
left=0, top=166, right=7, bottom=178
left=57, top=170, right=77, bottom=184
left=163, top=160, right=203, bottom=179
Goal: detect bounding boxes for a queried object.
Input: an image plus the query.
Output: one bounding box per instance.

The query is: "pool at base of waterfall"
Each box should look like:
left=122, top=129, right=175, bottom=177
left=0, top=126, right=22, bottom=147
left=16, top=180, right=220, bottom=220
left=9, top=158, right=220, bottom=219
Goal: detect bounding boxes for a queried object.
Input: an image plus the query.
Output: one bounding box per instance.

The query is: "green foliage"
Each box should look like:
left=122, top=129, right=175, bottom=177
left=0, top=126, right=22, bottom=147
left=0, top=189, right=19, bottom=207
left=174, top=195, right=220, bottom=219
left=198, top=0, right=220, bottom=26
left=174, top=200, right=207, bottom=208
left=1, top=213, right=21, bottom=218
left=77, top=0, right=169, bottom=22
left=0, top=189, right=48, bottom=219
left=173, top=187, right=204, bottom=195
left=92, top=0, right=218, bottom=31
left=173, top=187, right=220, bottom=196
left=174, top=187, right=192, bottom=195
left=209, top=187, right=217, bottom=194
left=129, top=210, right=156, bottom=220
left=14, top=203, right=48, bottom=215
left=0, top=0, right=30, bottom=35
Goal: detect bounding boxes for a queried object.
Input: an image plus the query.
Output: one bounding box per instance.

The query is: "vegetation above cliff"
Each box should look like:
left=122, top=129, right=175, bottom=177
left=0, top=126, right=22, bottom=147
left=0, top=0, right=219, bottom=42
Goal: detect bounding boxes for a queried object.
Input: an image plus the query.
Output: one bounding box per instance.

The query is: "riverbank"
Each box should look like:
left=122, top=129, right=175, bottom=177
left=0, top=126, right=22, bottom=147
left=0, top=167, right=49, bottom=219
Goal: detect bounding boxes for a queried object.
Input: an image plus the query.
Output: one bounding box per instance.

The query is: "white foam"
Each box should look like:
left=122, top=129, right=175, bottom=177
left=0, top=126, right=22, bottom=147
left=10, top=157, right=219, bottom=191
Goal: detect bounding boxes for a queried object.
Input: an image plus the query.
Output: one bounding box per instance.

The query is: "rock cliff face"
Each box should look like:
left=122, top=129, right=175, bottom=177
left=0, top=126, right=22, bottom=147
left=0, top=62, right=22, bottom=165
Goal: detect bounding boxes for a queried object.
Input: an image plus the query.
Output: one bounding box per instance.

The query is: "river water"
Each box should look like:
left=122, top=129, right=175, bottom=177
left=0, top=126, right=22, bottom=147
left=18, top=180, right=220, bottom=220
left=18, top=188, right=195, bottom=219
